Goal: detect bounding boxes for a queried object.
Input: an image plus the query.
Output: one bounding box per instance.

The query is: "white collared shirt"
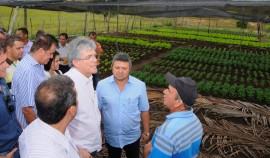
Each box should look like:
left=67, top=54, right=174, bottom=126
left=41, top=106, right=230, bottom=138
left=65, top=68, right=102, bottom=152
left=22, top=40, right=33, bottom=58
left=19, top=119, right=81, bottom=158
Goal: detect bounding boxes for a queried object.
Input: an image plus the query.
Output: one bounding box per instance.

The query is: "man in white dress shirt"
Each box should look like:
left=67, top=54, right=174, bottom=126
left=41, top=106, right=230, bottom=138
left=19, top=75, right=81, bottom=158
left=57, top=33, right=70, bottom=73
left=65, top=36, right=101, bottom=158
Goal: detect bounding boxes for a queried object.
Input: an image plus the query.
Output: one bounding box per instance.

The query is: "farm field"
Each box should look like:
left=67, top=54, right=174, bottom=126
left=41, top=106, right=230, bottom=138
left=1, top=4, right=270, bottom=156
left=98, top=29, right=270, bottom=106
left=95, top=28, right=270, bottom=158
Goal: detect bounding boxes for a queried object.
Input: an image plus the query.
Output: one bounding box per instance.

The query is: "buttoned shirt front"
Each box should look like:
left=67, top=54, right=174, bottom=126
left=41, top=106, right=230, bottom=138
left=12, top=54, right=45, bottom=128
left=65, top=68, right=102, bottom=152
left=19, top=119, right=80, bottom=158
left=0, top=78, right=22, bottom=154
left=22, top=40, right=33, bottom=58
left=96, top=75, right=149, bottom=148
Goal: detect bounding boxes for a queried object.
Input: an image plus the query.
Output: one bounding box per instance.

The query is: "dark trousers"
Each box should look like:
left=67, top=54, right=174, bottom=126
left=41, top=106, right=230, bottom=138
left=106, top=138, right=140, bottom=158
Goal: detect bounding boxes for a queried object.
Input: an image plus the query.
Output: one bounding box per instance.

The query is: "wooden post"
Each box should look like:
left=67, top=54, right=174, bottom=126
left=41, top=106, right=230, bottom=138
left=49, top=16, right=51, bottom=33
left=208, top=16, right=210, bottom=33
left=58, top=11, right=60, bottom=35
left=92, top=7, right=96, bottom=32
left=84, top=12, right=88, bottom=36
left=131, top=16, right=135, bottom=30
left=8, top=6, right=19, bottom=35
left=140, top=17, right=142, bottom=30
left=24, top=8, right=27, bottom=28
left=42, top=20, right=45, bottom=30
left=66, top=21, right=68, bottom=34
left=30, top=18, right=32, bottom=38
left=107, top=11, right=110, bottom=33
left=7, top=7, right=14, bottom=33
left=174, top=17, right=177, bottom=29
left=116, top=6, right=119, bottom=33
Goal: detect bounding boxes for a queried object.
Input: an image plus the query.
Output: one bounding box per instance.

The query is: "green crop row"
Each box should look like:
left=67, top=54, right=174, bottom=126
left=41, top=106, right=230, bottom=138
left=164, top=47, right=270, bottom=72
left=155, top=28, right=258, bottom=42
left=141, top=63, right=270, bottom=88
left=129, top=30, right=270, bottom=48
left=98, top=36, right=171, bottom=49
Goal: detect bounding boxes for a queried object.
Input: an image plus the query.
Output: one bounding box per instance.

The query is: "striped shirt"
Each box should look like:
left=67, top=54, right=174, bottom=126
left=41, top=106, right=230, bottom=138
left=12, top=54, right=46, bottom=129
left=19, top=118, right=81, bottom=158
left=148, top=109, right=203, bottom=158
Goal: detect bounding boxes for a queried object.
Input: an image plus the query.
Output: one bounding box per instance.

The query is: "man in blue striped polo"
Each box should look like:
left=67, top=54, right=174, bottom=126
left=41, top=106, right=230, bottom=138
left=144, top=72, right=203, bottom=158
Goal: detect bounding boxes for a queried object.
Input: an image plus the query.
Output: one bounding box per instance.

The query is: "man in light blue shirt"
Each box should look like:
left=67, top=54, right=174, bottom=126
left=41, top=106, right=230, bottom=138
left=96, top=52, right=150, bottom=158
left=144, top=72, right=203, bottom=158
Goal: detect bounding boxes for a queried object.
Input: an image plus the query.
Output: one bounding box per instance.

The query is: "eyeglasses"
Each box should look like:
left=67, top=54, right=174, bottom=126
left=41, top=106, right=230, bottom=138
left=78, top=54, right=99, bottom=61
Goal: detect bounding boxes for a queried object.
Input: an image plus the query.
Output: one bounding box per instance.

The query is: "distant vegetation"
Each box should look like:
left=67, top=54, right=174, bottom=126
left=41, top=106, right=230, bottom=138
left=2, top=6, right=269, bottom=39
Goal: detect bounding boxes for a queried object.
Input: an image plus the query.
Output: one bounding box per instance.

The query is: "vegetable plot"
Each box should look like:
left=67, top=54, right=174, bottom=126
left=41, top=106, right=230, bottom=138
left=132, top=47, right=270, bottom=105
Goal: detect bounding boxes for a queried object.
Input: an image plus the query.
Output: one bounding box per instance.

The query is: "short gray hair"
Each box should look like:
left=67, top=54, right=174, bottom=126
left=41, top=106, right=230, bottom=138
left=112, top=52, right=132, bottom=69
left=176, top=93, right=191, bottom=110
left=68, top=36, right=96, bottom=67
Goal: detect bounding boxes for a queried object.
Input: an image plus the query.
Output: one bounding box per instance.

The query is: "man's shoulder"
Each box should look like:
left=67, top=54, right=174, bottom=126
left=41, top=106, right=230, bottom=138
left=98, top=75, right=113, bottom=84
left=129, top=75, right=145, bottom=85
left=27, top=40, right=33, bottom=46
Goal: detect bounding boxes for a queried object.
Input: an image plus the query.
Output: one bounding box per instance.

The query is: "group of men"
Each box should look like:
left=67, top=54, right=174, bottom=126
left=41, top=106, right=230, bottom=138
left=0, top=27, right=203, bottom=158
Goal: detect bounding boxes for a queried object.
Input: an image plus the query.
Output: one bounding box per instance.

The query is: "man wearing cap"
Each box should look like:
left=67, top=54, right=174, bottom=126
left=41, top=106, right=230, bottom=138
left=144, top=72, right=203, bottom=158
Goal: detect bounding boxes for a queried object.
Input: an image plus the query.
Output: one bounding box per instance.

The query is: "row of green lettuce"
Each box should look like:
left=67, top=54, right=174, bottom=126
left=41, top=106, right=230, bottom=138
left=98, top=36, right=171, bottom=49
left=129, top=29, right=270, bottom=48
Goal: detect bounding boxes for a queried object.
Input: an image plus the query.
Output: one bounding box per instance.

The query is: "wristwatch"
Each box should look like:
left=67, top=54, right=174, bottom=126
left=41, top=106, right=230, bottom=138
left=143, top=132, right=150, bottom=136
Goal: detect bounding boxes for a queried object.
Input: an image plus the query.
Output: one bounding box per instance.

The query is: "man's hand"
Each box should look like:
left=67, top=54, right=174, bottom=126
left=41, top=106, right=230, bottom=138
left=22, top=106, right=36, bottom=124
left=77, top=147, right=92, bottom=158
left=143, top=142, right=152, bottom=158
left=0, top=148, right=18, bottom=158
left=141, top=132, right=150, bottom=143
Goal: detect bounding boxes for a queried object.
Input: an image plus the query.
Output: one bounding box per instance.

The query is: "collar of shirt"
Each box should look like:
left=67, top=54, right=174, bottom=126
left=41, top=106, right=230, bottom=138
left=58, top=43, right=69, bottom=49
left=24, top=53, right=42, bottom=66
left=108, top=75, right=134, bottom=85
left=68, top=68, right=93, bottom=84
left=26, top=40, right=32, bottom=47
left=166, top=109, right=194, bottom=119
